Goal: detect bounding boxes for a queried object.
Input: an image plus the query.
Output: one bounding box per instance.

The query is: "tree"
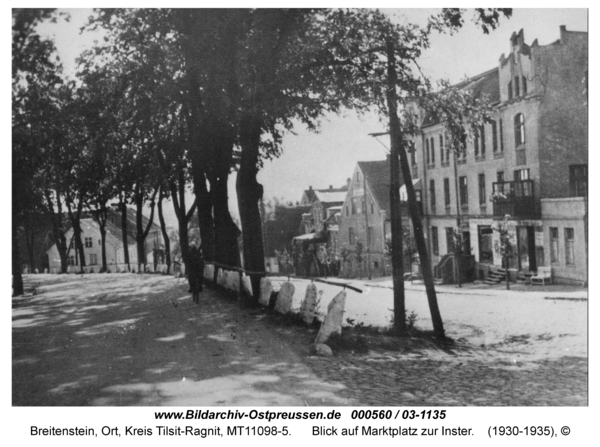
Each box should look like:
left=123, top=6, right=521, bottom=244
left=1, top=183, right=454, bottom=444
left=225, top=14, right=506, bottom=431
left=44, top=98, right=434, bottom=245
left=12, top=9, right=64, bottom=290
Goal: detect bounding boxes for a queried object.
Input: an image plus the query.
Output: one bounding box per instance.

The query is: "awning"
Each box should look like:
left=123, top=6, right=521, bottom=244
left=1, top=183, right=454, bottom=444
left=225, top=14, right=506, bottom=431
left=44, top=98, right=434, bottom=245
left=293, top=232, right=327, bottom=243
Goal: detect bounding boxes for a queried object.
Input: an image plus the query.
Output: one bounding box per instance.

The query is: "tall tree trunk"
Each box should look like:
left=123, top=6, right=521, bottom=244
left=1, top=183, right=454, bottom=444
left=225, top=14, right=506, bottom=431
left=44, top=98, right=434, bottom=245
left=96, top=205, right=109, bottom=272
left=119, top=198, right=130, bottom=271
left=385, top=41, right=407, bottom=334
left=157, top=186, right=171, bottom=274
left=67, top=197, right=86, bottom=273
left=23, top=213, right=35, bottom=272
left=134, top=184, right=159, bottom=273
left=134, top=185, right=146, bottom=272
left=12, top=217, right=24, bottom=296
left=194, top=172, right=215, bottom=262
left=386, top=40, right=445, bottom=339
left=45, top=188, right=68, bottom=273
left=237, top=114, right=266, bottom=300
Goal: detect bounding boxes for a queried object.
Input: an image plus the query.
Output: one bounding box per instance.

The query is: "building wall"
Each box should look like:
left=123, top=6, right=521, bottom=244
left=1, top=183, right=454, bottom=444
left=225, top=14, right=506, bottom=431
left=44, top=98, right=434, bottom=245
left=416, top=27, right=587, bottom=285
left=338, top=165, right=388, bottom=277
left=541, top=198, right=587, bottom=285
left=535, top=29, right=588, bottom=199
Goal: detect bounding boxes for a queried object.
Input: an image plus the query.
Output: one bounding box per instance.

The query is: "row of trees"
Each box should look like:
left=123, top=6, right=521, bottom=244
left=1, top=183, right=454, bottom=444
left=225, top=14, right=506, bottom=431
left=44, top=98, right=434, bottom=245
left=13, top=8, right=511, bottom=339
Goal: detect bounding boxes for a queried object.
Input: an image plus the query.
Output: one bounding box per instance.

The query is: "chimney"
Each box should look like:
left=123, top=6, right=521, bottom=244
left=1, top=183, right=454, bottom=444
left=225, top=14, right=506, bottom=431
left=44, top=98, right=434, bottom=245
left=308, top=185, right=312, bottom=191
left=346, top=178, right=351, bottom=188
left=329, top=185, right=333, bottom=190
left=559, top=25, right=567, bottom=42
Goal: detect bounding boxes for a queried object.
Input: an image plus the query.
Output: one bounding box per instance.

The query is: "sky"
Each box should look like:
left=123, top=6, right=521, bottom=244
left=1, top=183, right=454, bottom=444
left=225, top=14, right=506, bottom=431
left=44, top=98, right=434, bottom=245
left=30, top=7, right=589, bottom=227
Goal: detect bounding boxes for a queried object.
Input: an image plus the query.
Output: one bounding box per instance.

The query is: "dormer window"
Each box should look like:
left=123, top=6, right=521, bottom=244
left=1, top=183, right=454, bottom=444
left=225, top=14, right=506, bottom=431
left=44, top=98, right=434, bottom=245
left=514, top=113, right=525, bottom=146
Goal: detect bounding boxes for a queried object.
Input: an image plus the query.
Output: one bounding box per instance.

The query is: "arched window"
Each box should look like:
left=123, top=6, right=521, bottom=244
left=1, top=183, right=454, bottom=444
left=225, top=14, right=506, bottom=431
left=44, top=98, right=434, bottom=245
left=514, top=113, right=525, bottom=146
left=522, top=75, right=528, bottom=95
left=514, top=76, right=520, bottom=97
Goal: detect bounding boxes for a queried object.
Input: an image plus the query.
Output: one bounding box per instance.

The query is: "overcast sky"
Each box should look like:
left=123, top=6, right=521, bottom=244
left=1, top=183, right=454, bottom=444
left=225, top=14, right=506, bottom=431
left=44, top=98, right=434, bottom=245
left=32, top=8, right=588, bottom=227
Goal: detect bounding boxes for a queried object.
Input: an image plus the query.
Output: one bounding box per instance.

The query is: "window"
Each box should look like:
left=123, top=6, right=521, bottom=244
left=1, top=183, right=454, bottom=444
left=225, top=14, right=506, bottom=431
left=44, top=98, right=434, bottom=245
left=514, top=76, right=520, bottom=97
left=68, top=255, right=76, bottom=266
left=564, top=228, right=575, bottom=265
left=345, top=205, right=348, bottom=216
left=569, top=164, right=587, bottom=197
left=550, top=227, right=559, bottom=264
left=522, top=75, right=528, bottom=95
left=85, top=237, right=93, bottom=248
left=425, top=138, right=430, bottom=164
left=478, top=226, right=494, bottom=262
left=491, top=120, right=498, bottom=153
left=514, top=169, right=532, bottom=196
left=90, top=253, right=98, bottom=265
left=446, top=227, right=456, bottom=253
left=349, top=227, right=355, bottom=245
left=356, top=171, right=360, bottom=182
left=370, top=202, right=374, bottom=214
left=508, top=80, right=512, bottom=99
left=409, top=141, right=416, bottom=166
left=431, top=226, right=439, bottom=255
left=459, top=176, right=468, bottom=207
left=514, top=168, right=530, bottom=181
left=351, top=199, right=356, bottom=215
left=439, top=135, right=444, bottom=163
left=430, top=138, right=435, bottom=164
left=480, top=125, right=486, bottom=156
left=478, top=173, right=486, bottom=205
left=514, top=113, right=525, bottom=146
left=429, top=179, right=436, bottom=213
left=367, top=227, right=373, bottom=246
left=474, top=129, right=479, bottom=156
left=496, top=171, right=505, bottom=194
left=499, top=118, right=504, bottom=152
left=444, top=178, right=451, bottom=207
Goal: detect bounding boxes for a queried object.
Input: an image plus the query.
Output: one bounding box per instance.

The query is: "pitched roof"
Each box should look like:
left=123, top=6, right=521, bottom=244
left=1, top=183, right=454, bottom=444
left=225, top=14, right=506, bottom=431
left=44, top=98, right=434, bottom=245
left=313, top=190, right=347, bottom=204
left=357, top=160, right=393, bottom=214
left=302, top=184, right=348, bottom=204
left=422, top=67, right=500, bottom=128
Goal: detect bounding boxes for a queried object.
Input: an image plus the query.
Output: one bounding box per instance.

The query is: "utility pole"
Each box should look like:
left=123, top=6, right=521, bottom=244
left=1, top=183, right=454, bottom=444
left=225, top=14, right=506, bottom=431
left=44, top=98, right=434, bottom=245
left=453, top=148, right=463, bottom=287
left=364, top=172, right=372, bottom=280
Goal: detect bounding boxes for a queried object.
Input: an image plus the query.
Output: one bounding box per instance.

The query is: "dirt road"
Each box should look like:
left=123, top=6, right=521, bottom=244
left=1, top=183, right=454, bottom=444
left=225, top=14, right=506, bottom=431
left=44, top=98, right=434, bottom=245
left=13, top=274, right=355, bottom=406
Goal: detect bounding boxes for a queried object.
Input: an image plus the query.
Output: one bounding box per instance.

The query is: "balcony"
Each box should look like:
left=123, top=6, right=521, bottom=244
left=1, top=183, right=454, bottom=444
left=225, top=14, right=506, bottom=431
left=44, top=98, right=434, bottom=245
left=492, top=180, right=540, bottom=219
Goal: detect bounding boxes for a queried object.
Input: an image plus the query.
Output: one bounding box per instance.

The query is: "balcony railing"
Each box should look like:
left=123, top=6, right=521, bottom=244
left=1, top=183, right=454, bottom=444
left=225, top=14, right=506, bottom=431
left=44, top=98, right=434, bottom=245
left=492, top=180, right=540, bottom=219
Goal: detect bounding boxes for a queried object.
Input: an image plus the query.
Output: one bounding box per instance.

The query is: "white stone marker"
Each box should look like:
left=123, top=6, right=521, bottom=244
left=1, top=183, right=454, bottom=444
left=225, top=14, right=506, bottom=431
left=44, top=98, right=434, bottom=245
left=258, top=277, right=273, bottom=306
left=204, top=264, right=214, bottom=280
left=300, top=283, right=318, bottom=324
left=275, top=282, right=295, bottom=314
left=217, top=268, right=224, bottom=286
left=315, top=290, right=346, bottom=344
left=241, top=274, right=253, bottom=296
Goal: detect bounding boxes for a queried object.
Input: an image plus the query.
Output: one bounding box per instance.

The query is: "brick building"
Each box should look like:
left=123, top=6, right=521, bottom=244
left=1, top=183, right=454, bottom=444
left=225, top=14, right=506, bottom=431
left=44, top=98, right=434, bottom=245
left=416, top=26, right=587, bottom=285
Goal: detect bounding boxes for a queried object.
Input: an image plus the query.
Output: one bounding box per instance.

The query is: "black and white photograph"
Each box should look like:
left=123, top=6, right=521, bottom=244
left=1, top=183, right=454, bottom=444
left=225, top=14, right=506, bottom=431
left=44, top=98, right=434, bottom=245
left=12, top=5, right=588, bottom=423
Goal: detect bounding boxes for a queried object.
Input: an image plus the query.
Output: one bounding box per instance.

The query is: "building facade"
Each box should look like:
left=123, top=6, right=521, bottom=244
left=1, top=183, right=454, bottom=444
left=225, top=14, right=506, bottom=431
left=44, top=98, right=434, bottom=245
left=416, top=26, right=587, bottom=285
left=338, top=160, right=416, bottom=278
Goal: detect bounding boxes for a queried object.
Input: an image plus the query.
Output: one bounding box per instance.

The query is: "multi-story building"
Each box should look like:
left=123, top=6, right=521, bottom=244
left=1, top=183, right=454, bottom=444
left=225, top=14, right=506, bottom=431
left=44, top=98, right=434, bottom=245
left=338, top=159, right=417, bottom=278
left=416, top=26, right=587, bottom=285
